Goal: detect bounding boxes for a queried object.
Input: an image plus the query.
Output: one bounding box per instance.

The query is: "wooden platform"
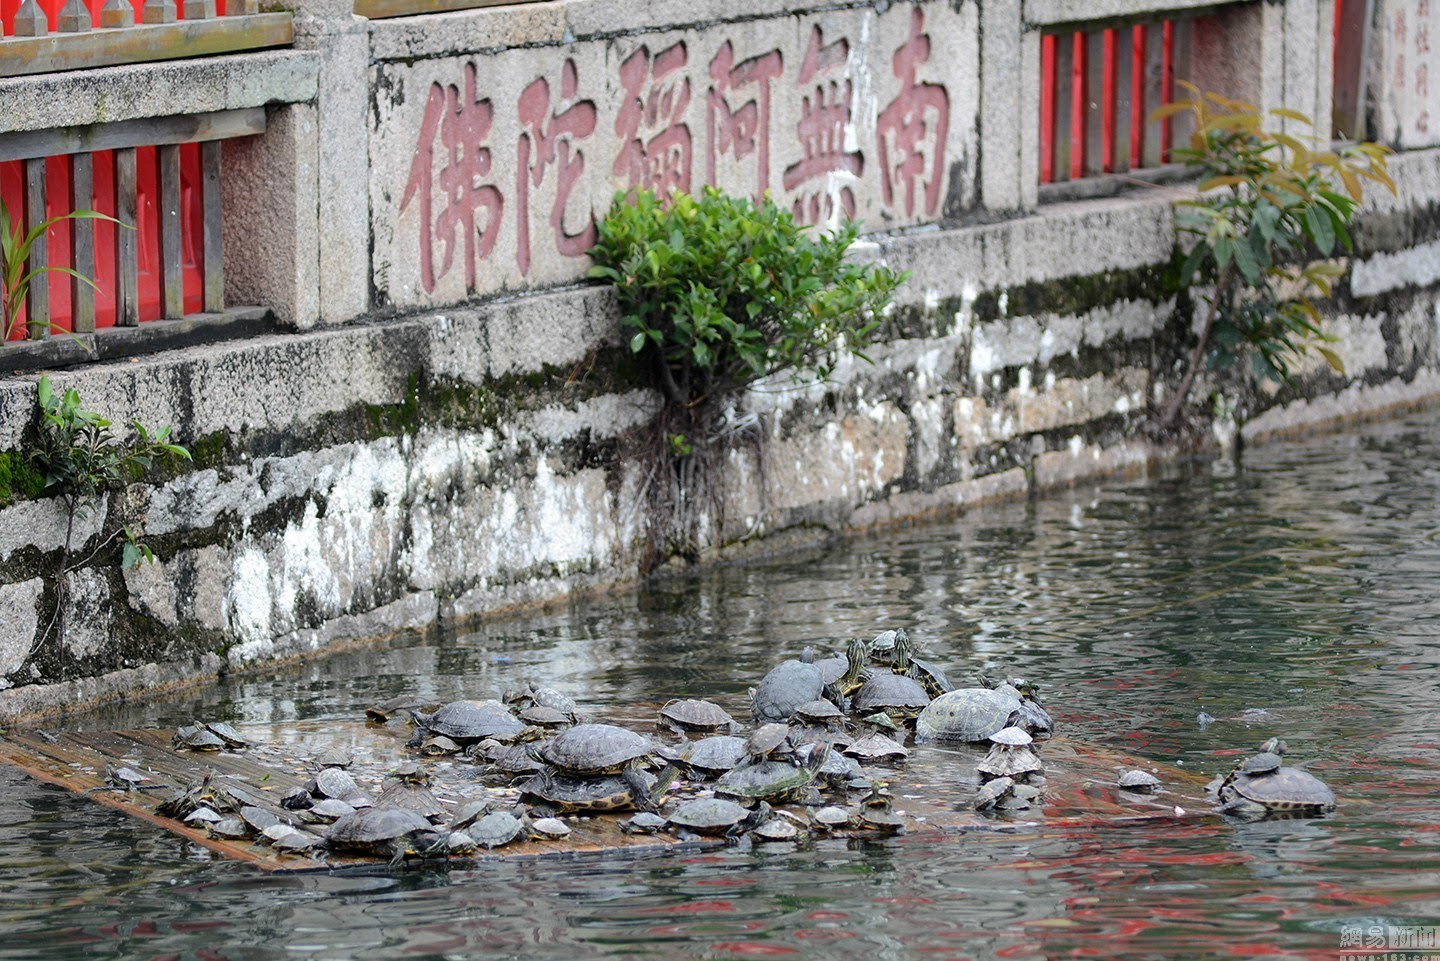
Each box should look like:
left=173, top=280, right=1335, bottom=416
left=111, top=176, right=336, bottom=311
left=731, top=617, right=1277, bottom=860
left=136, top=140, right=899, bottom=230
left=0, top=720, right=1216, bottom=874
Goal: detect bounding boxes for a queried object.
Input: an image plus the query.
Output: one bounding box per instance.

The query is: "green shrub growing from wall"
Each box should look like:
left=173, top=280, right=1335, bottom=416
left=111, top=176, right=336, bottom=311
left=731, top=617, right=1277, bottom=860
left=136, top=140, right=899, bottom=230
left=1153, top=84, right=1394, bottom=433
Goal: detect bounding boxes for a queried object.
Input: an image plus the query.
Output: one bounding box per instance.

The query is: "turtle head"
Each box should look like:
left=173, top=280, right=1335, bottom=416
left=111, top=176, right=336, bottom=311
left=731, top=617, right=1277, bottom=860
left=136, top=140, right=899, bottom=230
left=799, top=647, right=817, bottom=664
left=804, top=740, right=833, bottom=775
left=892, top=631, right=913, bottom=671
left=1259, top=736, right=1288, bottom=756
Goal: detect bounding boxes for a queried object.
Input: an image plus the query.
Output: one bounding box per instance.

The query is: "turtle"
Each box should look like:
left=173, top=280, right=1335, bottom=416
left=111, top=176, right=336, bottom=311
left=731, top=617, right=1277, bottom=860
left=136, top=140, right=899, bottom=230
left=281, top=787, right=313, bottom=810
left=325, top=807, right=434, bottom=863
left=744, top=724, right=795, bottom=761
left=208, top=817, right=249, bottom=840
left=272, top=829, right=324, bottom=854
left=1259, top=737, right=1288, bottom=756
left=1118, top=769, right=1163, bottom=793
left=659, top=699, right=737, bottom=735
left=312, top=767, right=362, bottom=801
left=858, top=806, right=905, bottom=834
left=420, top=735, right=463, bottom=756
left=1217, top=767, right=1336, bottom=818
left=476, top=742, right=546, bottom=778
left=813, top=649, right=852, bottom=687
left=753, top=817, right=803, bottom=842
left=914, top=688, right=1022, bottom=742
left=262, top=823, right=306, bottom=844
left=811, top=805, right=852, bottom=830
left=843, top=733, right=910, bottom=764
left=867, top=629, right=905, bottom=663
left=790, top=699, right=846, bottom=728
left=823, top=639, right=872, bottom=708
left=309, top=798, right=358, bottom=820
left=519, top=705, right=573, bottom=729
left=849, top=673, right=931, bottom=720
left=183, top=806, right=224, bottom=825
left=505, top=683, right=579, bottom=718
left=376, top=780, right=446, bottom=820
left=998, top=782, right=1043, bottom=811
left=448, top=799, right=500, bottom=830
left=714, top=745, right=829, bottom=804
left=978, top=674, right=1054, bottom=737
left=239, top=806, right=282, bottom=834
left=202, top=721, right=249, bottom=749
left=520, top=764, right=679, bottom=813
left=800, top=743, right=867, bottom=790
left=469, top=812, right=525, bottom=849
left=530, top=817, right=571, bottom=840
left=676, top=735, right=748, bottom=778
left=621, top=812, right=669, bottom=834
left=889, top=634, right=953, bottom=699
left=976, top=726, right=1044, bottom=781
left=173, top=725, right=225, bottom=752
left=86, top=765, right=164, bottom=795
left=536, top=724, right=655, bottom=775
left=391, top=761, right=431, bottom=785
left=973, top=775, right=1015, bottom=812
left=410, top=700, right=526, bottom=747
left=750, top=658, right=826, bottom=722
left=315, top=749, right=352, bottom=769
left=860, top=711, right=904, bottom=734
left=667, top=798, right=767, bottom=837
left=365, top=696, right=431, bottom=724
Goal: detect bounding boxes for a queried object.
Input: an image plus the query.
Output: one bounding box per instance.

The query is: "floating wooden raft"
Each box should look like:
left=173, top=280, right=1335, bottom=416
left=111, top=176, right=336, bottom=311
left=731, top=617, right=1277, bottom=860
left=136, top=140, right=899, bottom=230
left=0, top=721, right=1215, bottom=874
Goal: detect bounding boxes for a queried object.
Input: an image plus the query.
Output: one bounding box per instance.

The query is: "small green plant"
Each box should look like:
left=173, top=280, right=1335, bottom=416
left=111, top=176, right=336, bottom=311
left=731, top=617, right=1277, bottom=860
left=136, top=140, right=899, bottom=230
left=2, top=196, right=121, bottom=342
left=1150, top=84, right=1395, bottom=433
left=27, top=376, right=190, bottom=669
left=588, top=187, right=903, bottom=571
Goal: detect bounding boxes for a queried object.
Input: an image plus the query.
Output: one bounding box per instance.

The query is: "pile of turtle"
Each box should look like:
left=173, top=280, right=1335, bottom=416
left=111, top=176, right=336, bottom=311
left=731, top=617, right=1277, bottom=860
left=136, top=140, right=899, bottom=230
left=145, top=629, right=1340, bottom=863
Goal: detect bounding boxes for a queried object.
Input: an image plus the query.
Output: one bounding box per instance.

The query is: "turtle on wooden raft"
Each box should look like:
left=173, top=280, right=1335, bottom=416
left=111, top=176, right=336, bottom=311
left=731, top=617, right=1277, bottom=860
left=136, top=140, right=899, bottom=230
left=408, top=700, right=528, bottom=748
left=325, top=807, right=438, bottom=864
left=713, top=742, right=831, bottom=805
left=915, top=684, right=1045, bottom=743
left=519, top=764, right=680, bottom=814
left=675, top=735, right=748, bottom=779
left=667, top=798, right=770, bottom=838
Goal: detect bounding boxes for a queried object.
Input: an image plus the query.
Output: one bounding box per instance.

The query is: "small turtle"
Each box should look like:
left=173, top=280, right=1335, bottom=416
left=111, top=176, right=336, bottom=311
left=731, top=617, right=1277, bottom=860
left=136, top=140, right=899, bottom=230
left=410, top=700, right=526, bottom=747
left=183, top=807, right=224, bottom=825
left=744, top=723, right=795, bottom=761
left=376, top=780, right=446, bottom=820
left=667, top=798, right=766, bottom=837
left=420, top=736, right=462, bottom=756
left=314, top=750, right=352, bottom=769
left=519, top=705, right=573, bottom=729
left=313, top=767, right=362, bottom=801
left=860, top=711, right=904, bottom=734
left=174, top=725, right=225, bottom=752
left=849, top=673, right=931, bottom=720
left=365, top=696, right=429, bottom=724
left=811, top=806, right=852, bottom=830
left=239, top=806, right=281, bottom=834
left=843, top=733, right=910, bottom=764
left=915, top=688, right=1022, bottom=743
left=390, top=761, right=431, bottom=785
left=752, top=818, right=802, bottom=842
left=823, top=639, right=871, bottom=707
left=477, top=742, right=545, bottom=777
left=979, top=674, right=1054, bottom=737
left=677, top=735, right=748, bottom=778
left=469, top=812, right=525, bottom=849
left=973, top=775, right=1015, bottom=812
left=659, top=699, right=737, bottom=735
left=87, top=765, right=162, bottom=795
left=790, top=699, right=846, bottom=728
left=1217, top=766, right=1336, bottom=818
left=281, top=786, right=314, bottom=811
left=309, top=798, right=357, bottom=820
left=621, top=812, right=669, bottom=834
left=801, top=743, right=865, bottom=789
left=858, top=807, right=905, bottom=834
left=976, top=726, right=1044, bottom=781
left=750, top=658, right=826, bottom=722
left=1117, top=769, right=1163, bottom=794
left=449, top=799, right=499, bottom=830
left=272, top=829, right=324, bottom=854
left=325, top=807, right=433, bottom=863
left=999, top=782, right=1042, bottom=811
left=867, top=629, right=904, bottom=663
left=1259, top=737, right=1288, bottom=756
left=262, top=823, right=305, bottom=844
left=505, top=683, right=579, bottom=717
left=896, top=633, right=952, bottom=699
left=203, top=721, right=249, bottom=749
left=530, top=817, right=571, bottom=840
left=208, top=817, right=249, bottom=840
left=536, top=724, right=654, bottom=775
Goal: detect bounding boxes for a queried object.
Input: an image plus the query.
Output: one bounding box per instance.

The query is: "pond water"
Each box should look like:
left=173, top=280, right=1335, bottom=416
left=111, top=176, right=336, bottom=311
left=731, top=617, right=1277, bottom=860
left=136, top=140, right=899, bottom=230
left=5, top=410, right=1440, bottom=959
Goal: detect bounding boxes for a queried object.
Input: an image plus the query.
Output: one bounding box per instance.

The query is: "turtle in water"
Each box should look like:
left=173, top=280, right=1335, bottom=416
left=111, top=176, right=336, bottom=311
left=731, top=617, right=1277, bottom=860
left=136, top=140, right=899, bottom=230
left=667, top=798, right=769, bottom=838
left=325, top=807, right=435, bottom=864
left=1117, top=769, right=1162, bottom=794
left=676, top=735, right=748, bottom=779
left=976, top=726, right=1044, bottom=781
left=914, top=687, right=1023, bottom=743
left=750, top=656, right=826, bottom=722
left=822, top=638, right=872, bottom=709
left=1216, top=766, right=1336, bottom=819
left=714, top=743, right=830, bottom=805
left=520, top=764, right=679, bottom=814
left=409, top=700, right=527, bottom=748
left=659, top=699, right=737, bottom=735
left=849, top=672, right=931, bottom=722
left=867, top=629, right=905, bottom=664
left=978, top=673, right=1054, bottom=737
left=892, top=632, right=953, bottom=699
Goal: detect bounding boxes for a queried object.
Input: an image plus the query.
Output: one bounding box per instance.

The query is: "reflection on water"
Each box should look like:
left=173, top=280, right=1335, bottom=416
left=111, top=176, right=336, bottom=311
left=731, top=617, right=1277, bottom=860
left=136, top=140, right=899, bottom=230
left=6, top=411, right=1440, bottom=959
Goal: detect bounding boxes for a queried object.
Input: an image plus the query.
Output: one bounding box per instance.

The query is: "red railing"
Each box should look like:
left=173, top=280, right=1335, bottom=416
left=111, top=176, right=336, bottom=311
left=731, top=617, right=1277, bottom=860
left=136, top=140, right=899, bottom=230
left=1039, top=20, right=1185, bottom=185
left=1, top=148, right=207, bottom=337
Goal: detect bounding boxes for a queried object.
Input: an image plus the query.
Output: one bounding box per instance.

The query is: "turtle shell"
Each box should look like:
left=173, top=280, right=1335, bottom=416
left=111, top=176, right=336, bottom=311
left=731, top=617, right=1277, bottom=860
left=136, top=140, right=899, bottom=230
left=850, top=673, right=931, bottom=713
left=519, top=705, right=572, bottom=727
left=974, top=775, right=1014, bottom=811
left=520, top=771, right=647, bottom=812
left=208, top=817, right=249, bottom=839
left=310, top=798, right=357, bottom=820
left=622, top=812, right=669, bottom=834
left=814, top=653, right=851, bottom=686
left=753, top=817, right=801, bottom=841
left=376, top=781, right=445, bottom=820
left=326, top=807, right=431, bottom=847
left=750, top=660, right=825, bottom=722
left=314, top=767, right=361, bottom=800
left=667, top=798, right=751, bottom=834
left=915, top=688, right=1021, bottom=742
left=239, top=805, right=281, bottom=833
left=1118, top=769, right=1162, bottom=790
left=539, top=724, right=653, bottom=775
left=204, top=722, right=249, bottom=748
left=527, top=687, right=578, bottom=715
left=469, top=812, right=524, bottom=848
left=868, top=629, right=901, bottom=659
left=1239, top=751, right=1284, bottom=775
left=714, top=758, right=814, bottom=801
left=790, top=699, right=844, bottom=723
left=659, top=699, right=736, bottom=732
left=744, top=724, right=793, bottom=758
left=908, top=657, right=953, bottom=697
left=418, top=700, right=524, bottom=743
left=989, top=726, right=1033, bottom=747
left=844, top=733, right=910, bottom=762
left=1227, top=767, right=1336, bottom=811
left=678, top=735, right=748, bottom=775
left=421, top=736, right=462, bottom=756
left=812, top=805, right=851, bottom=827
left=530, top=817, right=571, bottom=839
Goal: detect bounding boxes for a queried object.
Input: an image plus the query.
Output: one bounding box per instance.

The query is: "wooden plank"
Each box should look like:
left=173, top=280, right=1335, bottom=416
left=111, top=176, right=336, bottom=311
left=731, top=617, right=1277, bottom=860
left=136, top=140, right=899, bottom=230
left=1332, top=0, right=1373, bottom=139
left=115, top=147, right=138, bottom=327
left=0, top=14, right=292, bottom=80
left=1052, top=32, right=1074, bottom=182
left=22, top=157, right=48, bottom=340
left=1084, top=29, right=1106, bottom=177
left=201, top=139, right=223, bottom=313
left=1141, top=21, right=1166, bottom=168
left=1170, top=17, right=1194, bottom=157
left=69, top=152, right=95, bottom=333
left=1113, top=25, right=1134, bottom=173
left=0, top=108, right=266, bottom=164
left=158, top=143, right=183, bottom=320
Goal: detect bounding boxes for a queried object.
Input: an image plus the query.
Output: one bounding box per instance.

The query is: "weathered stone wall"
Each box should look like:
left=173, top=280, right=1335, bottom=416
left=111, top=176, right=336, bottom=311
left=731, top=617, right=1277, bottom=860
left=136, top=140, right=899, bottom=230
left=1, top=0, right=1439, bottom=720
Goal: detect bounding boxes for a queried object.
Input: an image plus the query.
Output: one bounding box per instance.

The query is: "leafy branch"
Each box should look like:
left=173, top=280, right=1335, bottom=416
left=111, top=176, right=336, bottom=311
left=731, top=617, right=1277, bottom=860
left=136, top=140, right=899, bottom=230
left=2, top=196, right=125, bottom=342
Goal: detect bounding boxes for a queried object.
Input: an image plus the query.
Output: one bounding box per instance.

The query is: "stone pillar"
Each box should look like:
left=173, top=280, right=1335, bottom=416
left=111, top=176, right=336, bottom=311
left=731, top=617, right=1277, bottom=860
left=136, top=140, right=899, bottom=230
left=1370, top=0, right=1440, bottom=148
left=979, top=0, right=1030, bottom=214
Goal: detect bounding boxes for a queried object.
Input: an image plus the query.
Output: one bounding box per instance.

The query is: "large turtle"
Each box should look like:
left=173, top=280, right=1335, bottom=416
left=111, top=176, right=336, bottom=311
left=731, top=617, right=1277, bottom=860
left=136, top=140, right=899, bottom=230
left=325, top=807, right=434, bottom=864
left=667, top=798, right=768, bottom=837
left=520, top=765, right=678, bottom=813
left=1216, top=767, right=1336, bottom=818
left=850, top=673, right=931, bottom=720
left=750, top=656, right=825, bottom=722
left=535, top=724, right=654, bottom=775
left=915, top=687, right=1022, bottom=742
left=713, top=744, right=829, bottom=804
left=409, top=700, right=526, bottom=747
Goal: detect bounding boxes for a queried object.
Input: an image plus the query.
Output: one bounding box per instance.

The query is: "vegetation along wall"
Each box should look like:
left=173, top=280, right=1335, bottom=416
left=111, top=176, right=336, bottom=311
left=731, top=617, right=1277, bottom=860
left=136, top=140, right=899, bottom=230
left=0, top=0, right=1438, bottom=720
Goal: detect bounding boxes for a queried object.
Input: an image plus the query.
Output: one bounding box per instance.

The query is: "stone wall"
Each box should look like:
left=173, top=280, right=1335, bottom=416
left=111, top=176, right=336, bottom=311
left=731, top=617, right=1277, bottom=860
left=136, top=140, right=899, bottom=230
left=1, top=0, right=1439, bottom=720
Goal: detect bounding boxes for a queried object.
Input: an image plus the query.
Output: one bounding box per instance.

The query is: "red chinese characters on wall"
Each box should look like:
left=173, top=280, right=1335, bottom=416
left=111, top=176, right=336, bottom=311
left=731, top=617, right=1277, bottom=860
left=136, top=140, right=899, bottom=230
left=614, top=42, right=694, bottom=196
left=782, top=25, right=863, bottom=224
left=400, top=63, right=504, bottom=294
left=518, top=59, right=599, bottom=276
left=876, top=8, right=950, bottom=218
left=706, top=40, right=784, bottom=201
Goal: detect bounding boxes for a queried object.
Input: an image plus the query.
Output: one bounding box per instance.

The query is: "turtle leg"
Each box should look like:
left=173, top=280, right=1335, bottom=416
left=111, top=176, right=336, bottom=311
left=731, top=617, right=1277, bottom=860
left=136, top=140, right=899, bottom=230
left=388, top=839, right=407, bottom=867
left=623, top=764, right=657, bottom=812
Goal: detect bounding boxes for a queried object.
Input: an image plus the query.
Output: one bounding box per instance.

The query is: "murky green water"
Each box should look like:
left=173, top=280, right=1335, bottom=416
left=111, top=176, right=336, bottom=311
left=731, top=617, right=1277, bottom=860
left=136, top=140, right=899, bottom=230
left=6, top=411, right=1440, bottom=959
